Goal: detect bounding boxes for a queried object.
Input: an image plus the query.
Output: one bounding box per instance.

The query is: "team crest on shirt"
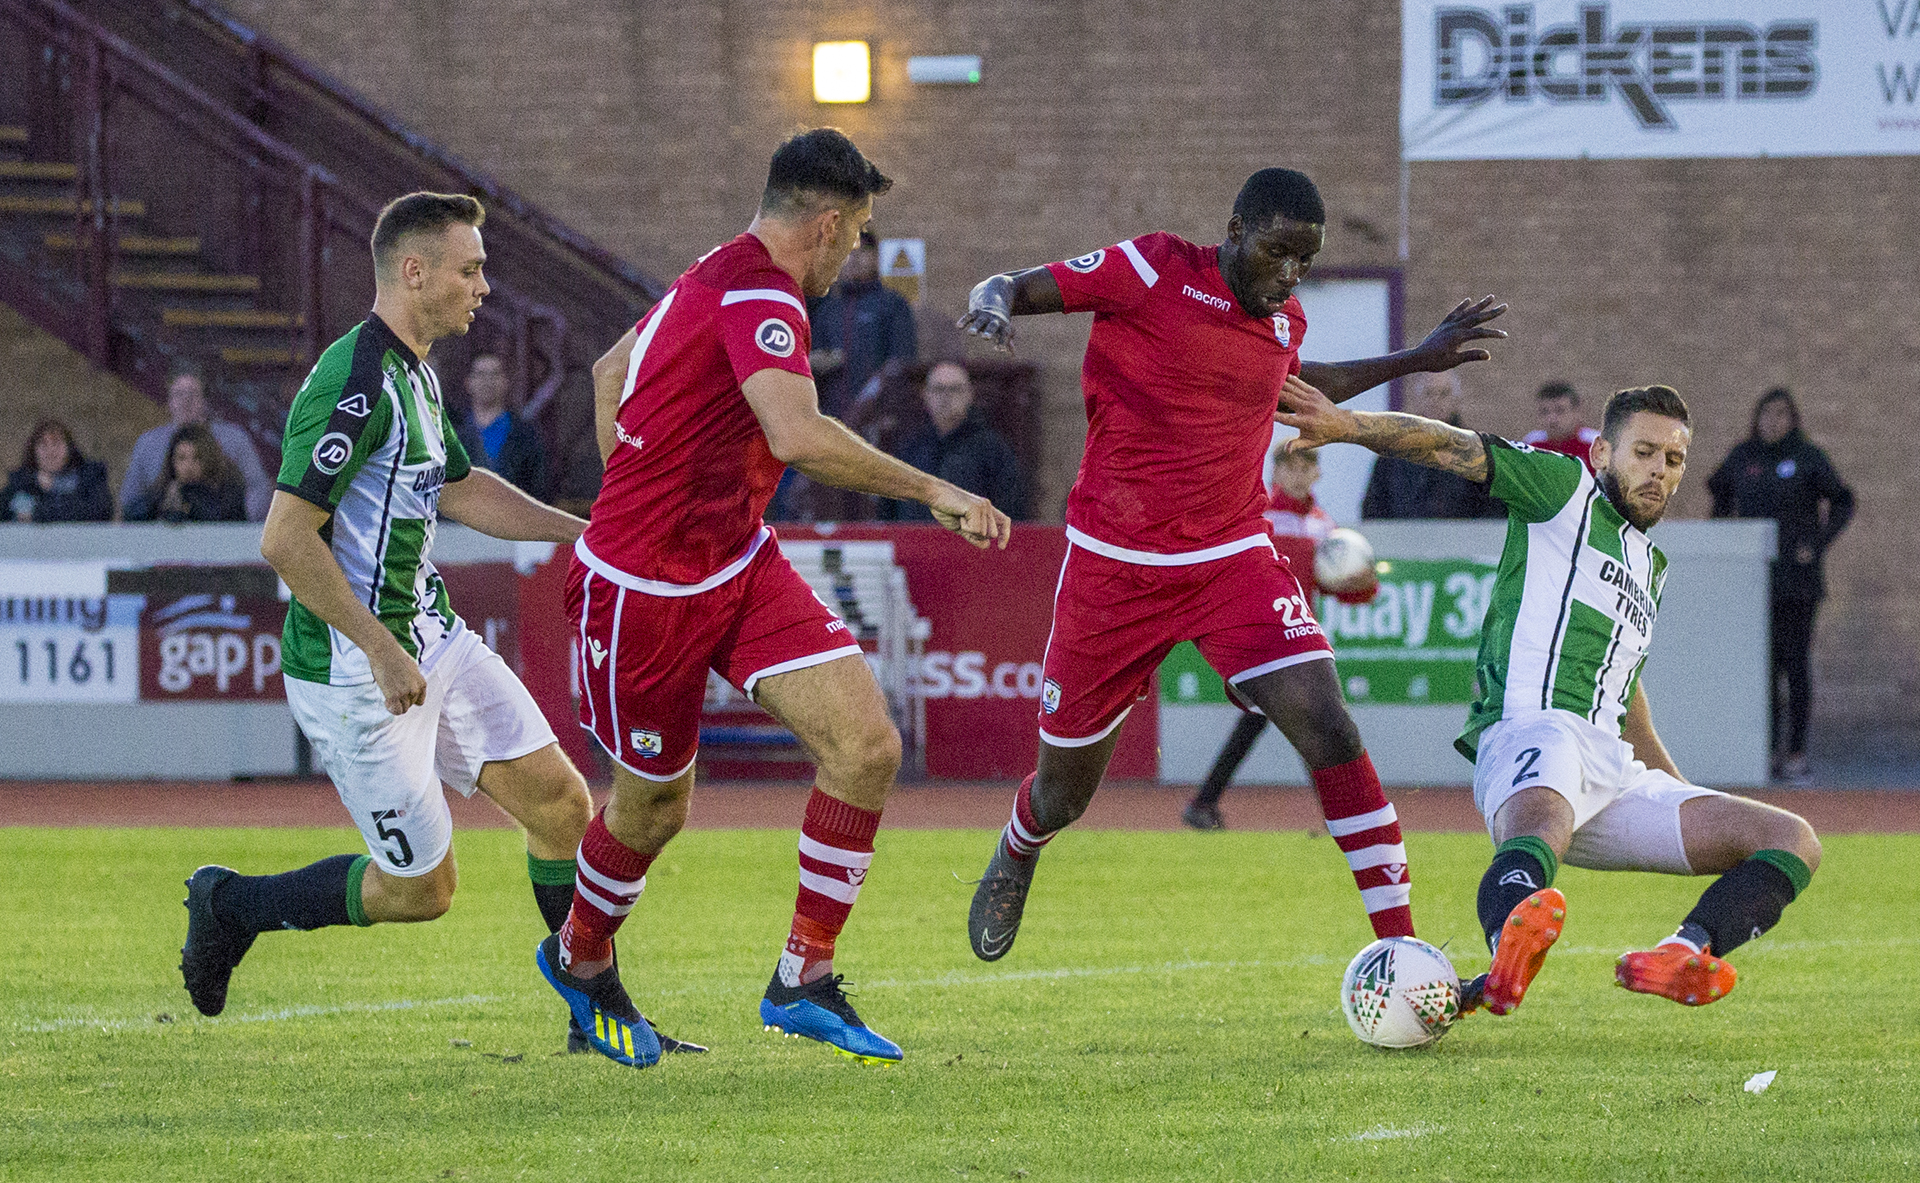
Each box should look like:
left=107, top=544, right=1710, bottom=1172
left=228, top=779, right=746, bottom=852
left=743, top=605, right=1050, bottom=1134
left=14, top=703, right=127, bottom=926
left=630, top=728, right=663, bottom=758
left=1272, top=315, right=1291, bottom=348
left=1064, top=250, right=1105, bottom=274
left=755, top=318, right=797, bottom=358
left=1041, top=679, right=1062, bottom=714
left=312, top=432, right=353, bottom=474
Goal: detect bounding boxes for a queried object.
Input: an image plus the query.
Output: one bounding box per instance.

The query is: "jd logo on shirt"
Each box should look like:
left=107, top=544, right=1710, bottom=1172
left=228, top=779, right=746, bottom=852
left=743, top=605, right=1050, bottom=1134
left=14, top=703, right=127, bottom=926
left=1064, top=250, right=1105, bottom=273
left=755, top=318, right=796, bottom=358
left=312, top=432, right=353, bottom=474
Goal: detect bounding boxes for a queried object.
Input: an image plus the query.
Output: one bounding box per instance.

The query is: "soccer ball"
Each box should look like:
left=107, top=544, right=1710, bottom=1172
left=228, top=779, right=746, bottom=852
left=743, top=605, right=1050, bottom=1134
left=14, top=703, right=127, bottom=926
left=1314, top=528, right=1377, bottom=594
left=1340, top=937, right=1462, bottom=1049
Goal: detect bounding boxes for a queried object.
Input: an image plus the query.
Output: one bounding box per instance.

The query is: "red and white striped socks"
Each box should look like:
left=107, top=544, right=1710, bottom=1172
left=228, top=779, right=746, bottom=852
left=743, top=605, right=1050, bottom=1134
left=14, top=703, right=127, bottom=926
left=999, top=773, right=1055, bottom=862
left=557, top=810, right=655, bottom=970
left=1311, top=753, right=1415, bottom=939
left=779, top=788, right=881, bottom=987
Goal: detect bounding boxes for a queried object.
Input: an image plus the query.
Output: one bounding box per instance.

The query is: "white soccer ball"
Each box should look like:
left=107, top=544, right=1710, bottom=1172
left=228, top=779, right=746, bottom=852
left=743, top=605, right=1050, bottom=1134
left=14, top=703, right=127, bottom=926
left=1314, top=527, right=1377, bottom=594
left=1340, top=936, right=1462, bottom=1049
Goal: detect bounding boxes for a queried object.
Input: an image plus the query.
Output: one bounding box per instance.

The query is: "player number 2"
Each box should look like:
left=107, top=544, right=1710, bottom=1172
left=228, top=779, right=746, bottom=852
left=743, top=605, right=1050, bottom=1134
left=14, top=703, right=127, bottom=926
left=1511, top=747, right=1542, bottom=787
left=370, top=810, right=415, bottom=868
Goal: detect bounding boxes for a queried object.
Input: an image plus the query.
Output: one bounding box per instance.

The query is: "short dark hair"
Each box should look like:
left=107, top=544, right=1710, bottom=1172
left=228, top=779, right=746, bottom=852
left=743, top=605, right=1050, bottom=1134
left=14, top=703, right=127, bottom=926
left=1537, top=381, right=1577, bottom=404
left=371, top=192, right=485, bottom=275
left=1233, top=168, right=1326, bottom=228
left=1601, top=385, right=1690, bottom=443
left=760, top=128, right=892, bottom=219
left=1750, top=386, right=1801, bottom=441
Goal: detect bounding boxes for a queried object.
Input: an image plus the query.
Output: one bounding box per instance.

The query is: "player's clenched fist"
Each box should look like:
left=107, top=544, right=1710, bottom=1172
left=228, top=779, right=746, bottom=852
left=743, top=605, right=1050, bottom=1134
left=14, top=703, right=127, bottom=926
left=929, top=484, right=1013, bottom=549
left=368, top=642, right=428, bottom=715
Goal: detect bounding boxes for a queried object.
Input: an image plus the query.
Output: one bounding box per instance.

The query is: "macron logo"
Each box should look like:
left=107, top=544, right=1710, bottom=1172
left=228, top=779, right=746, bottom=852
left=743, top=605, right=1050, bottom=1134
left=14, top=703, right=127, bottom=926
left=1183, top=284, right=1231, bottom=311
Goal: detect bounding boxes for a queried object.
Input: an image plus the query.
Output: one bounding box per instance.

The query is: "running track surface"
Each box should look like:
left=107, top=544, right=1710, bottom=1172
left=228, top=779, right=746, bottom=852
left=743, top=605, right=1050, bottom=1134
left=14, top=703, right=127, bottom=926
left=4, top=781, right=1918, bottom=833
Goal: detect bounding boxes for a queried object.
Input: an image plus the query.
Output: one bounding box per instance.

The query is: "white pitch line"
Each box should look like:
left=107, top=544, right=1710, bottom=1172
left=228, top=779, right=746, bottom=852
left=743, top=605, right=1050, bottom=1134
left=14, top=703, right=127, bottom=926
left=1339, top=1123, right=1443, bottom=1143
left=15, top=993, right=499, bottom=1035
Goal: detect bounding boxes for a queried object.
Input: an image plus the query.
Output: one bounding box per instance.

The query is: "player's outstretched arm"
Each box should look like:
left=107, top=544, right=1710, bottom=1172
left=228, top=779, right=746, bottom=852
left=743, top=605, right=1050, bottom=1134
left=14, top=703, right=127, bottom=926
left=1298, top=295, right=1509, bottom=404
left=438, top=468, right=586, bottom=544
left=1274, top=374, right=1489, bottom=482
left=743, top=368, right=1012, bottom=549
left=956, top=267, right=1065, bottom=353
left=592, top=326, right=641, bottom=462
left=1622, top=680, right=1685, bottom=782
left=260, top=491, right=426, bottom=715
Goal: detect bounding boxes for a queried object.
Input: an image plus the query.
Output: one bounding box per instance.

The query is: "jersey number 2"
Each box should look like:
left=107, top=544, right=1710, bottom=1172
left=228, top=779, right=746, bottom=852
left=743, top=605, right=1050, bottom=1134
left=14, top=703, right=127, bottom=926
left=1511, top=747, right=1543, bottom=788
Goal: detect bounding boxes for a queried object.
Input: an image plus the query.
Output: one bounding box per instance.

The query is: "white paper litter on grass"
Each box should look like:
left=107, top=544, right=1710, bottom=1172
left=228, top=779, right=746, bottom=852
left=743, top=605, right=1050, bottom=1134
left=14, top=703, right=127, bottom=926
left=1744, top=1070, right=1778, bottom=1094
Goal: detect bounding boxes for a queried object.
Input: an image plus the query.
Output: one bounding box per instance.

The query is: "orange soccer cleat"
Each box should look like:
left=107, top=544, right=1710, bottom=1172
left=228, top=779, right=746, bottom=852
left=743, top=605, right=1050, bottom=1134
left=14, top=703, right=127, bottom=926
left=1482, top=888, right=1566, bottom=1015
left=1615, top=942, right=1738, bottom=1006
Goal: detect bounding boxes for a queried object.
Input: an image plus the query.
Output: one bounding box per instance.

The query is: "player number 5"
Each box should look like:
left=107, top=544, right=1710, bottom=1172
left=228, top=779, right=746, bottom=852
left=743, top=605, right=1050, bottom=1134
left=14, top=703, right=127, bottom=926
left=370, top=810, right=415, bottom=868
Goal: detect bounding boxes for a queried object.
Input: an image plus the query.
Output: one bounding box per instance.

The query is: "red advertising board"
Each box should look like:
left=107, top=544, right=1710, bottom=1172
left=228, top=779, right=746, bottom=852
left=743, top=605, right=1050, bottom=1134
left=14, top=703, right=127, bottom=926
left=139, top=592, right=289, bottom=701
left=513, top=525, right=1157, bottom=782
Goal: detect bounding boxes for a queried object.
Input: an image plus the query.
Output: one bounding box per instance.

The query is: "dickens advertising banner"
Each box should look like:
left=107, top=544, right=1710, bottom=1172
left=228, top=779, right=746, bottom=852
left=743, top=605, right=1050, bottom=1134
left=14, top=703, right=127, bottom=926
left=1403, top=1, right=1920, bottom=158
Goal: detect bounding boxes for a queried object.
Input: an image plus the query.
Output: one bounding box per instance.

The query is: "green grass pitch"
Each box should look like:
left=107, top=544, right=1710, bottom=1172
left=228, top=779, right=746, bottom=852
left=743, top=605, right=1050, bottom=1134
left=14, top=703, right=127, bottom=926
left=2, top=824, right=1917, bottom=1181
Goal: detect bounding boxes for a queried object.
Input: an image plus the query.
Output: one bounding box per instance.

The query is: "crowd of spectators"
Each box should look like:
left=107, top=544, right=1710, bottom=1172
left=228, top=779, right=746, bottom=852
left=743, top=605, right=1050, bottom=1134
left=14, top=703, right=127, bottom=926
left=1, top=276, right=1859, bottom=782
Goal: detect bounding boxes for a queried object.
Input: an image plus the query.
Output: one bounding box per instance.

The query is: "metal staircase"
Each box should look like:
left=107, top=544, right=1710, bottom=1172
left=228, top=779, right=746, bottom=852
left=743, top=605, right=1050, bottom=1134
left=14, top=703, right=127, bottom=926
left=0, top=0, right=660, bottom=489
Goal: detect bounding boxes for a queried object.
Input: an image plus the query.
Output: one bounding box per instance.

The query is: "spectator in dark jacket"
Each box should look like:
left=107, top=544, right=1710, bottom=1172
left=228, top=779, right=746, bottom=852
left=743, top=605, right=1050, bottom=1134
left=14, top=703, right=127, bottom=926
left=124, top=423, right=248, bottom=523
left=456, top=353, right=548, bottom=499
left=5, top=419, right=112, bottom=522
left=807, top=229, right=916, bottom=418
left=880, top=361, right=1026, bottom=521
left=1360, top=372, right=1503, bottom=520
left=1707, top=387, right=1855, bottom=784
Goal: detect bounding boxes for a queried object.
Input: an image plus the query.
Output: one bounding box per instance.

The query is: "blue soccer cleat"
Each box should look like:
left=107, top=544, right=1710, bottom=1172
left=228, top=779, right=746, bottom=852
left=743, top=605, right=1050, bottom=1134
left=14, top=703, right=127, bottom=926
left=536, top=934, right=661, bottom=1068
left=760, top=971, right=903, bottom=1064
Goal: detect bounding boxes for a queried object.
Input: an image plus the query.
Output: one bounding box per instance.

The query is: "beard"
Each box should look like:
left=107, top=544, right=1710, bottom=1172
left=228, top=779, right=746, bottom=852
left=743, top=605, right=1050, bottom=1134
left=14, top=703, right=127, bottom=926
left=1599, top=467, right=1665, bottom=532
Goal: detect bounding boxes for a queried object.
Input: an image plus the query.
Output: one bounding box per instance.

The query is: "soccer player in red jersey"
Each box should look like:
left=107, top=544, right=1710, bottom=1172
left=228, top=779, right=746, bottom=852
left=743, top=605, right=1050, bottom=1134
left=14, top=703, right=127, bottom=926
left=957, top=168, right=1506, bottom=960
left=538, top=129, right=1012, bottom=1067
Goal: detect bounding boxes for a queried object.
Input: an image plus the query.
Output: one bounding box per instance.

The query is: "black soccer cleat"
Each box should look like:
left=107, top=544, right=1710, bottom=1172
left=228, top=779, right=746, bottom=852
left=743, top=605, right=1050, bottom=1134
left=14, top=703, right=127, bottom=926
left=180, top=865, right=257, bottom=1017
left=968, top=840, right=1040, bottom=962
left=566, top=1015, right=708, bottom=1055
left=1182, top=801, right=1226, bottom=831
left=1457, top=972, right=1489, bottom=1017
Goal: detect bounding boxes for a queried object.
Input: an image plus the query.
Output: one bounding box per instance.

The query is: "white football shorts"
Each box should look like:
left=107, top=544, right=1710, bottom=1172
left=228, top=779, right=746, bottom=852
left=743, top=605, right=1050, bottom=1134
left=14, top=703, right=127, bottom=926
left=1472, top=708, right=1724, bottom=875
left=285, top=625, right=557, bottom=877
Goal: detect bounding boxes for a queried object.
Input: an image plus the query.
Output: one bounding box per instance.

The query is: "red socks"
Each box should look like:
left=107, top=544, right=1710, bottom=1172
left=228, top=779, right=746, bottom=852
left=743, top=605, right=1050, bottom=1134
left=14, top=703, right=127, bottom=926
left=1311, top=753, right=1415, bottom=938
left=780, top=788, right=881, bottom=987
left=557, top=810, right=655, bottom=970
left=999, top=773, right=1055, bottom=861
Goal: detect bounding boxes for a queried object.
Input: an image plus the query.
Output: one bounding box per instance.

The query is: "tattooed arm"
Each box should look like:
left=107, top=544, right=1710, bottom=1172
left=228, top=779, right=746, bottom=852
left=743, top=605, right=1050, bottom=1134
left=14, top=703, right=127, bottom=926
left=1272, top=374, right=1488, bottom=481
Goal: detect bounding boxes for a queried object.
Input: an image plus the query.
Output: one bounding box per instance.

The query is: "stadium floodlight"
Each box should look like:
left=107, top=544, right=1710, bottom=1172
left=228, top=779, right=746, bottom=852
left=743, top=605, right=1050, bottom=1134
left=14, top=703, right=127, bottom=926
left=813, top=41, right=871, bottom=104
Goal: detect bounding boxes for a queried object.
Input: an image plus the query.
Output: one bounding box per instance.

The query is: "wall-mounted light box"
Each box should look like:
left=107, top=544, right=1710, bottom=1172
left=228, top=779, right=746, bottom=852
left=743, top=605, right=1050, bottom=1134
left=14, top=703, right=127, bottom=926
left=907, top=54, right=981, bottom=85
left=813, top=41, right=871, bottom=103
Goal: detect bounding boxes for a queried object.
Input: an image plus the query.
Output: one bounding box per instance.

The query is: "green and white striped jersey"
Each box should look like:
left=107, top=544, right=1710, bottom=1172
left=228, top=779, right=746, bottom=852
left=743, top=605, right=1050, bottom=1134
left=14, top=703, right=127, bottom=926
left=274, top=314, right=472, bottom=685
left=1456, top=435, right=1667, bottom=759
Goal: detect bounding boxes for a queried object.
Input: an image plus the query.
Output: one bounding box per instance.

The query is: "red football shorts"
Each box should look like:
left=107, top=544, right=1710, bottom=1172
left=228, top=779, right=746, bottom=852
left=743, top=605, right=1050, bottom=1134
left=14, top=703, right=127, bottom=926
left=1038, top=540, right=1333, bottom=746
left=568, top=536, right=863, bottom=779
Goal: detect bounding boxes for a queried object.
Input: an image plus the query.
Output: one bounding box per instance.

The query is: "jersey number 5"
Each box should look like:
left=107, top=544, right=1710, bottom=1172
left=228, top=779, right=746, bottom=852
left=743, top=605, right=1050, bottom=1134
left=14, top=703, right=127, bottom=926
left=370, top=810, right=415, bottom=869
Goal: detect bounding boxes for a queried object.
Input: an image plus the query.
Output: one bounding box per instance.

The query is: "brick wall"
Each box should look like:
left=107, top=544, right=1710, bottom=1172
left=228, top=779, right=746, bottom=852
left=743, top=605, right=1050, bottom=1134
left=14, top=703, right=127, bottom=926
left=215, top=0, right=1915, bottom=730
